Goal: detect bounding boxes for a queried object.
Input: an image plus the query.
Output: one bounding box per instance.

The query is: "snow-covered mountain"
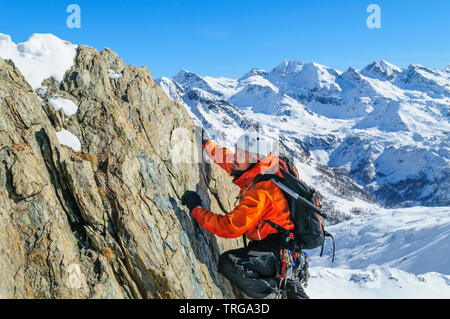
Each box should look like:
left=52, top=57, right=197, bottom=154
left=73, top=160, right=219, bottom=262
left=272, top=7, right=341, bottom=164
left=157, top=60, right=450, bottom=209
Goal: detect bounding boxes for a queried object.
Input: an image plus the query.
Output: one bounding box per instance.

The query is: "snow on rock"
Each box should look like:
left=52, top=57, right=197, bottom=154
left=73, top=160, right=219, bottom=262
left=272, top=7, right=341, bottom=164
left=157, top=76, right=185, bottom=104
left=266, top=60, right=341, bottom=93
left=56, top=128, right=81, bottom=152
left=396, top=64, right=450, bottom=95
left=238, top=68, right=269, bottom=81
left=48, top=96, right=78, bottom=116
left=35, top=86, right=48, bottom=98
left=291, top=62, right=341, bottom=91
left=0, top=33, right=77, bottom=89
left=108, top=69, right=122, bottom=79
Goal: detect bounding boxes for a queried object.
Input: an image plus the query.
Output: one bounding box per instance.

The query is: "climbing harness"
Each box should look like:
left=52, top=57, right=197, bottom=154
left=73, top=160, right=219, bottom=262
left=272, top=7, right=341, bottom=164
left=275, top=247, right=309, bottom=299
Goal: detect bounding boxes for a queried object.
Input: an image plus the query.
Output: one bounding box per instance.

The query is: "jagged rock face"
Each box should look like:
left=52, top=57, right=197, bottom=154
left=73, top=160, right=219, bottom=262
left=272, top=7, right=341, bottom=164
left=0, top=47, right=242, bottom=298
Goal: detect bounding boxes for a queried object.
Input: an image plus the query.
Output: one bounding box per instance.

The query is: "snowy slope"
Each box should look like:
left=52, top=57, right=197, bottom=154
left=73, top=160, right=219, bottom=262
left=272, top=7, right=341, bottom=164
left=157, top=60, right=450, bottom=208
left=305, top=206, right=450, bottom=298
left=308, top=206, right=450, bottom=274
left=307, top=265, right=450, bottom=298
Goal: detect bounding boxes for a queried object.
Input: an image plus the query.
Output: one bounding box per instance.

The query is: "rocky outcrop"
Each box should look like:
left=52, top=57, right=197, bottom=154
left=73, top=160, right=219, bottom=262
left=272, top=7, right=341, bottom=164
left=0, top=46, right=242, bottom=298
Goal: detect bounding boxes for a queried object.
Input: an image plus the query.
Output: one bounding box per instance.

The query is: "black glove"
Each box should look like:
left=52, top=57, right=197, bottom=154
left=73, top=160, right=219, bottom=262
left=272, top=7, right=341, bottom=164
left=181, top=191, right=203, bottom=212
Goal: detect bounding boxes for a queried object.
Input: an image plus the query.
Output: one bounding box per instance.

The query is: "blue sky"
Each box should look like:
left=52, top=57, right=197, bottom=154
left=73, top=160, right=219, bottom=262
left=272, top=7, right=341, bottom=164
left=1, top=0, right=449, bottom=79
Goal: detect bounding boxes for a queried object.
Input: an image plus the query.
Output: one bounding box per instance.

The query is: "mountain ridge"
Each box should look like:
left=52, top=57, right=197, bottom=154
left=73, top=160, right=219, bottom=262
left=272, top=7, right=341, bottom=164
left=157, top=59, right=449, bottom=208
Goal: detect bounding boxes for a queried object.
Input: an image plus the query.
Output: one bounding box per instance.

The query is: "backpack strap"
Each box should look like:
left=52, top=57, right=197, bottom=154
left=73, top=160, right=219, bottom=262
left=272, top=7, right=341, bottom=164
left=253, top=168, right=334, bottom=259
left=279, top=154, right=299, bottom=178
left=263, top=219, right=298, bottom=251
left=263, top=219, right=288, bottom=233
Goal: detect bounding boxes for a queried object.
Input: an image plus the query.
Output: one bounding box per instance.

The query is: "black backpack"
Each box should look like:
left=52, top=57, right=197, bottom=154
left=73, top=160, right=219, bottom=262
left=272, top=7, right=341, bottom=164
left=253, top=155, right=335, bottom=261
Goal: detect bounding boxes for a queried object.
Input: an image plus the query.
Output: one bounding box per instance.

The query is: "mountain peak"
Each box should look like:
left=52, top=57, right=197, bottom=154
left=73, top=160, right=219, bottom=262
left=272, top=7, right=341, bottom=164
left=271, top=59, right=303, bottom=75
left=174, top=68, right=195, bottom=77
left=345, top=66, right=361, bottom=75
left=173, top=69, right=205, bottom=84
left=239, top=68, right=268, bottom=80
left=375, top=60, right=401, bottom=70
left=362, top=60, right=401, bottom=80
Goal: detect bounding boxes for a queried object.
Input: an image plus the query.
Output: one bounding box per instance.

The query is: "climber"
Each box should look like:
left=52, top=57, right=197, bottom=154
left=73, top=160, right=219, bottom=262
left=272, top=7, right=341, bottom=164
left=181, top=131, right=309, bottom=299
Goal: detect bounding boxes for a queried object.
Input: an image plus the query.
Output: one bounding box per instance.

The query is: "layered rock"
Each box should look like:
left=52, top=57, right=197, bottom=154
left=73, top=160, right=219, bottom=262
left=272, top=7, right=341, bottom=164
left=0, top=46, right=242, bottom=298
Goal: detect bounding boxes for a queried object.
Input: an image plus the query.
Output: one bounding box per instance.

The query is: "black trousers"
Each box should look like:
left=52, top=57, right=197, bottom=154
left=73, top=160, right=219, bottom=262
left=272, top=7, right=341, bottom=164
left=218, top=234, right=310, bottom=299
left=218, top=245, right=280, bottom=298
left=218, top=234, right=285, bottom=299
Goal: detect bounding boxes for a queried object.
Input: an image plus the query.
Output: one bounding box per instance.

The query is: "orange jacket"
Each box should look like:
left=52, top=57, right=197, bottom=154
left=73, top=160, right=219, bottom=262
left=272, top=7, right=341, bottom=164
left=191, top=140, right=294, bottom=240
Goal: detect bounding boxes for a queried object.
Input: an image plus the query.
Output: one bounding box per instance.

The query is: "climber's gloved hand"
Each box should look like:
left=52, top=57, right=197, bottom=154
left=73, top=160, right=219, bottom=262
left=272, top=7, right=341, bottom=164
left=181, top=191, right=203, bottom=212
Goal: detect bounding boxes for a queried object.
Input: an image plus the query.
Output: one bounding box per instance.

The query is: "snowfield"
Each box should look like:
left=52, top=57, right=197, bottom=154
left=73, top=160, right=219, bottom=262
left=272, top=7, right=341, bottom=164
left=305, top=206, right=450, bottom=298
left=307, top=265, right=450, bottom=299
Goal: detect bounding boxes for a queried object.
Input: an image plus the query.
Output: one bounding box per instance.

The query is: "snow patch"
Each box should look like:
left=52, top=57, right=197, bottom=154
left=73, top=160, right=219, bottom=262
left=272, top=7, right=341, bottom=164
left=0, top=33, right=77, bottom=89
left=56, top=128, right=81, bottom=152
left=48, top=96, right=78, bottom=117
left=108, top=69, right=122, bottom=79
